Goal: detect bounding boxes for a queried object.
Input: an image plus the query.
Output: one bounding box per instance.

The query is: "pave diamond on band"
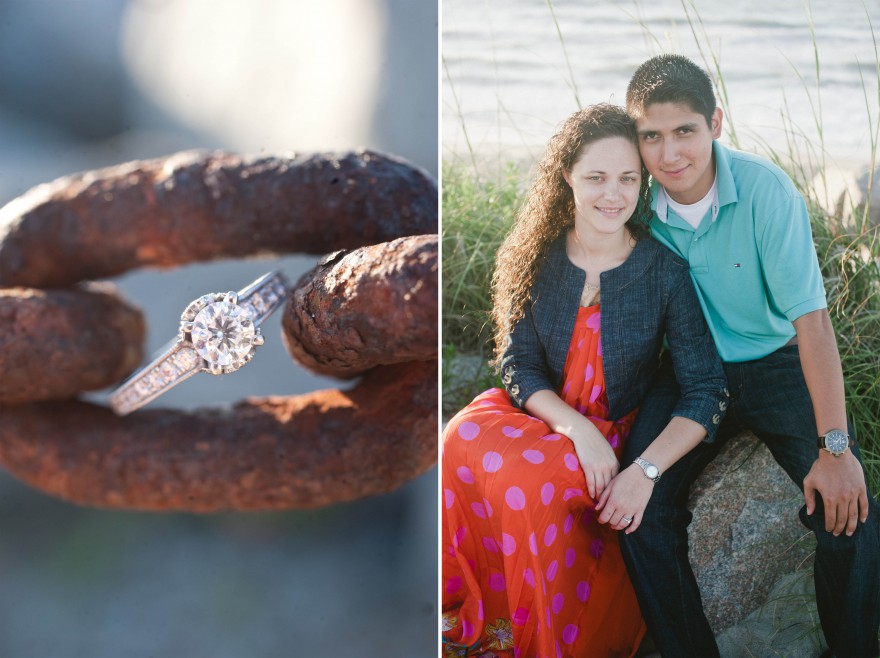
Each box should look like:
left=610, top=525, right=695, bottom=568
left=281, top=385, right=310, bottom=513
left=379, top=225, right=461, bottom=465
left=109, top=271, right=289, bottom=415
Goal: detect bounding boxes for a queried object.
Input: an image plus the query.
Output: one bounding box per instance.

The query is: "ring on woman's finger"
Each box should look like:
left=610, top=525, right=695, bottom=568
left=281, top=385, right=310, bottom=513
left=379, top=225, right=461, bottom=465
left=622, top=516, right=633, bottom=524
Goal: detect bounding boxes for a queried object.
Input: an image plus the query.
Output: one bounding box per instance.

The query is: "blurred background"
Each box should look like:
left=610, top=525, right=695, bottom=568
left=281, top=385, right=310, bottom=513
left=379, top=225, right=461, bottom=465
left=443, top=0, right=880, bottom=173
left=0, top=1, right=437, bottom=656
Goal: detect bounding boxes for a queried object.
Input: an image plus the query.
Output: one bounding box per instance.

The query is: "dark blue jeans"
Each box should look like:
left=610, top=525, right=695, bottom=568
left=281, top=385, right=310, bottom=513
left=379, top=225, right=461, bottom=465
left=620, top=345, right=880, bottom=658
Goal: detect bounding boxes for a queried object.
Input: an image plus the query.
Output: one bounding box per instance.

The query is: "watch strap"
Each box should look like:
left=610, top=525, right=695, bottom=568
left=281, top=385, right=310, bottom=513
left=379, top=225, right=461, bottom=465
left=634, top=457, right=661, bottom=483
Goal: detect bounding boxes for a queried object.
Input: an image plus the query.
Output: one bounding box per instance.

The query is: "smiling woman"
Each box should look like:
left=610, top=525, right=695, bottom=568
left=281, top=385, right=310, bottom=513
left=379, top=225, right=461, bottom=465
left=564, top=135, right=643, bottom=299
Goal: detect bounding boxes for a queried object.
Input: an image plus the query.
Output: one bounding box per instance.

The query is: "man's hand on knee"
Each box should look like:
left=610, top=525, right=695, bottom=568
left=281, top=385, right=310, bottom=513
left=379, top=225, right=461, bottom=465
left=804, top=451, right=870, bottom=536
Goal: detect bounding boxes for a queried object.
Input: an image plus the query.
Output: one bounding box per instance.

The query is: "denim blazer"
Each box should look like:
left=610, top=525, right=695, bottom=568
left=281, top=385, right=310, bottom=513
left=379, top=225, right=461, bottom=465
left=499, top=235, right=728, bottom=442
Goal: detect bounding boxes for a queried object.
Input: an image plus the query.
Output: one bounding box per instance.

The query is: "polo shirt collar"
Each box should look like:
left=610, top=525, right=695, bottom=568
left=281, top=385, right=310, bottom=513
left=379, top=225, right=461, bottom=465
left=713, top=140, right=738, bottom=208
left=650, top=140, right=738, bottom=224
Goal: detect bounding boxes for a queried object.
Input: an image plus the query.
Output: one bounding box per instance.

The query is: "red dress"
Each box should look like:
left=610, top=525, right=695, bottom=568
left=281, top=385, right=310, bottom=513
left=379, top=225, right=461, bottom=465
left=441, top=305, right=645, bottom=658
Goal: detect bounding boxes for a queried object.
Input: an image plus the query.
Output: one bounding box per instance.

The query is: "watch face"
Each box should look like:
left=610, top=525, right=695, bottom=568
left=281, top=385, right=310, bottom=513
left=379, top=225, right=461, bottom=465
left=645, top=465, right=659, bottom=479
left=825, top=430, right=849, bottom=454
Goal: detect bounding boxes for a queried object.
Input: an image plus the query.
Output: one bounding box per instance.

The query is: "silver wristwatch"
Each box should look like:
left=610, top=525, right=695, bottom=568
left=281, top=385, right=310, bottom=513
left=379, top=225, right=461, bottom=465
left=817, top=429, right=854, bottom=457
left=634, top=457, right=661, bottom=483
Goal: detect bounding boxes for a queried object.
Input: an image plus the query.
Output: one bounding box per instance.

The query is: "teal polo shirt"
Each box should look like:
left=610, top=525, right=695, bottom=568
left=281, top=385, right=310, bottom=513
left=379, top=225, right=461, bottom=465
left=649, top=141, right=827, bottom=363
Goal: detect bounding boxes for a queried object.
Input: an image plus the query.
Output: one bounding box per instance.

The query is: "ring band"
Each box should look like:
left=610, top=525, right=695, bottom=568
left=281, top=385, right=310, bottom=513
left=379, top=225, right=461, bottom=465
left=109, top=271, right=289, bottom=415
left=622, top=517, right=633, bottom=524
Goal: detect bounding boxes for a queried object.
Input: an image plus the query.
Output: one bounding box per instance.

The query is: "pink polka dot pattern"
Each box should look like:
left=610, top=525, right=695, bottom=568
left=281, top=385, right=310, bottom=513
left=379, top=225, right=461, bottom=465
left=462, top=619, right=474, bottom=638
left=552, top=593, right=565, bottom=614
left=512, top=607, right=530, bottom=627
left=562, top=487, right=583, bottom=501
left=522, top=449, right=545, bottom=464
left=482, top=451, right=503, bottom=473
left=488, top=572, right=506, bottom=592
left=440, top=305, right=644, bottom=656
left=529, top=532, right=539, bottom=556
left=457, top=421, right=480, bottom=441
left=505, top=486, right=526, bottom=510
left=577, top=580, right=591, bottom=602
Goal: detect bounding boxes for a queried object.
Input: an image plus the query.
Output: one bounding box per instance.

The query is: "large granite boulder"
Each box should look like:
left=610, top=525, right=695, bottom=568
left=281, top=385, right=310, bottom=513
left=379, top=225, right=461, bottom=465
left=688, top=431, right=815, bottom=634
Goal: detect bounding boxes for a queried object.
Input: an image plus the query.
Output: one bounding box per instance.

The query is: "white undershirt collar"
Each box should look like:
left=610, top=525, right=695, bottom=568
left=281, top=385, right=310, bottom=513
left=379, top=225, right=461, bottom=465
left=656, top=176, right=719, bottom=229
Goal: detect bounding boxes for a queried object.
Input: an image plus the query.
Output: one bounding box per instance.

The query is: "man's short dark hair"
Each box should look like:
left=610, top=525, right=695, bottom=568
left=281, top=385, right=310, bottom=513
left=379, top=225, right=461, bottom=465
left=626, top=54, right=716, bottom=127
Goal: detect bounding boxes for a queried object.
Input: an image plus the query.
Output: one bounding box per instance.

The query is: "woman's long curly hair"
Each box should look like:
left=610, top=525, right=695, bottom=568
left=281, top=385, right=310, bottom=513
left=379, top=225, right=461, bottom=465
left=490, top=103, right=652, bottom=366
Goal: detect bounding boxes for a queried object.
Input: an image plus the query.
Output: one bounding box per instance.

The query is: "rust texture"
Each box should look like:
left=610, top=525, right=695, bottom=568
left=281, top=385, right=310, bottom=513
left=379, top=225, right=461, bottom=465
left=282, top=234, right=438, bottom=378
left=0, top=360, right=436, bottom=511
left=0, top=285, right=144, bottom=403
left=0, top=149, right=437, bottom=288
left=0, top=148, right=437, bottom=511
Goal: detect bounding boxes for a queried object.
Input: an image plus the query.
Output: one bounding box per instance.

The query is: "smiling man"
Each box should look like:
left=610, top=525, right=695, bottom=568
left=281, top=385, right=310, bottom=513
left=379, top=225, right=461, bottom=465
left=617, top=54, right=879, bottom=658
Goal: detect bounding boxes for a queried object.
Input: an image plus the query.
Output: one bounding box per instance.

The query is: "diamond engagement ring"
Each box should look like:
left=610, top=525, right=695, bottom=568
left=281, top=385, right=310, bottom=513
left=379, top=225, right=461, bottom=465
left=109, top=271, right=289, bottom=415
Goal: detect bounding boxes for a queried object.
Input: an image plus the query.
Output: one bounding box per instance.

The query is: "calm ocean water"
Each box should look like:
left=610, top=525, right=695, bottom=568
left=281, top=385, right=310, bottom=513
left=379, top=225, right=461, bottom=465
left=443, top=0, right=880, bottom=171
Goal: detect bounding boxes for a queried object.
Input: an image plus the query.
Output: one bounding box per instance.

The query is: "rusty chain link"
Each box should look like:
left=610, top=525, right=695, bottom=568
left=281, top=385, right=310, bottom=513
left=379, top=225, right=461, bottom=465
left=0, top=149, right=438, bottom=512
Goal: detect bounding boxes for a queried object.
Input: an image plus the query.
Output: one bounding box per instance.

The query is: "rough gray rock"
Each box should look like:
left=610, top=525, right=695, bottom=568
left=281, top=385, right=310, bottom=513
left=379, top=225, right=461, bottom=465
left=688, top=431, right=815, bottom=634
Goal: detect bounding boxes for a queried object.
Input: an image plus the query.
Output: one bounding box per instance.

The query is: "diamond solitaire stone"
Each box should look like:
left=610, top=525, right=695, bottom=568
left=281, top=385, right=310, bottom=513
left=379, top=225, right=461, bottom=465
left=109, top=271, right=286, bottom=415
left=190, top=297, right=258, bottom=373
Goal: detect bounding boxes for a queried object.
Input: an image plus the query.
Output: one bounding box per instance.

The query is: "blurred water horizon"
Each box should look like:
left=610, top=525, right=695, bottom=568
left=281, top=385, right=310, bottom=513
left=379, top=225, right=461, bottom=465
left=443, top=0, right=880, bottom=175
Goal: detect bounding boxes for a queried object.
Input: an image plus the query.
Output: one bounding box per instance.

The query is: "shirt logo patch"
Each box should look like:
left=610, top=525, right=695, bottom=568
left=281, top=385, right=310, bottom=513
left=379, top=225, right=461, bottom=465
left=733, top=263, right=741, bottom=268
